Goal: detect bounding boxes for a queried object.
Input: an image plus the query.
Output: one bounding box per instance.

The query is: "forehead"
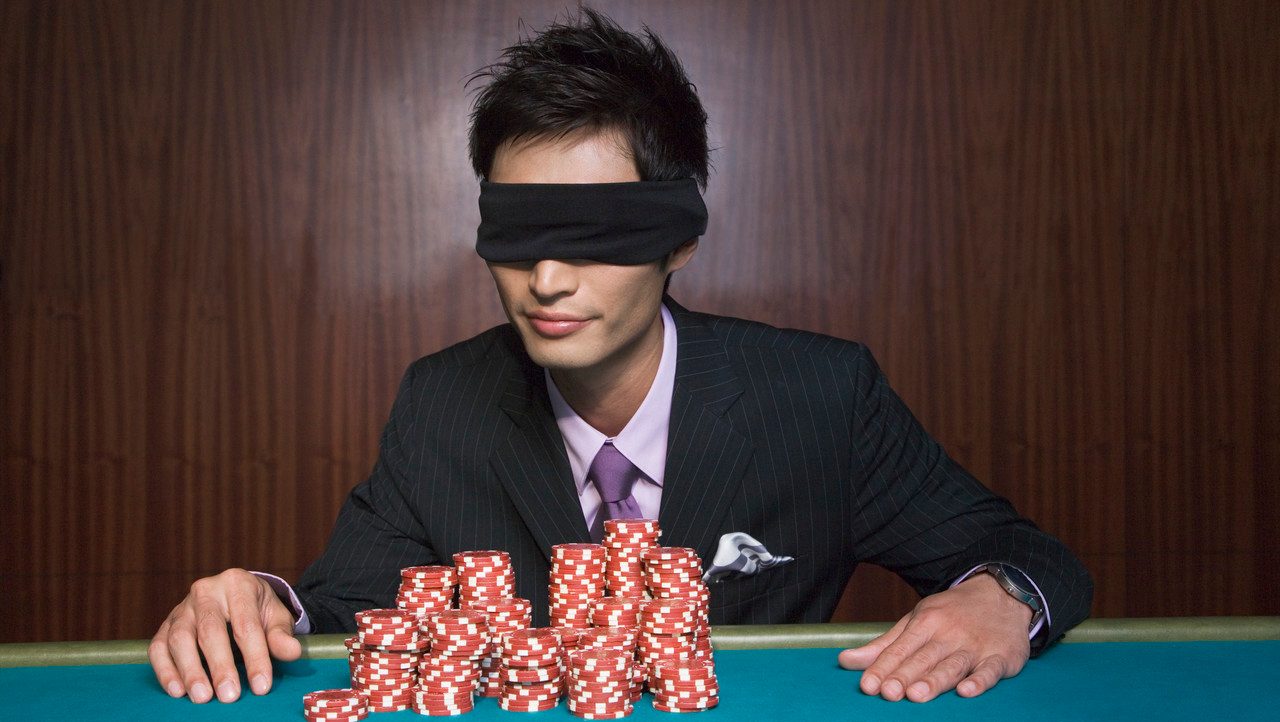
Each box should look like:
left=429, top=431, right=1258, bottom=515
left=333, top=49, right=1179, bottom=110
left=490, top=131, right=640, bottom=184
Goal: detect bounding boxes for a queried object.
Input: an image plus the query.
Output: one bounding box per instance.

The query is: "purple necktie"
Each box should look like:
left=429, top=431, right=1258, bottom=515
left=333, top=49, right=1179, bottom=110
left=588, top=441, right=644, bottom=543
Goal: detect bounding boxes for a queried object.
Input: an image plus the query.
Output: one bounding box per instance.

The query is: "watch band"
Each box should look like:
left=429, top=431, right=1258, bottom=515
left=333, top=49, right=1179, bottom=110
left=981, top=563, right=1044, bottom=632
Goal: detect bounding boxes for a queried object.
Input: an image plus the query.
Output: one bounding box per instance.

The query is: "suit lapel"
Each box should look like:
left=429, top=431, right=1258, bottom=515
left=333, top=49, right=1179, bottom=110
left=659, top=300, right=755, bottom=565
left=489, top=330, right=591, bottom=559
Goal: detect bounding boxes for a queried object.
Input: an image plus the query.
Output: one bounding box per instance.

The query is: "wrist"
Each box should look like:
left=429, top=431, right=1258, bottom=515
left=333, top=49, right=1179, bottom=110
left=975, top=563, right=1042, bottom=631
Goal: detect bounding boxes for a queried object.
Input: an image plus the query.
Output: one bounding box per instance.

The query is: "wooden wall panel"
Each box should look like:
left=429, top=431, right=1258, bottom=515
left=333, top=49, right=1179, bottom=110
left=0, top=0, right=1276, bottom=643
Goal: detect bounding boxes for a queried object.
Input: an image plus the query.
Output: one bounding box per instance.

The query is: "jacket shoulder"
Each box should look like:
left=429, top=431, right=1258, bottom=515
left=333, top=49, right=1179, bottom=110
left=684, top=309, right=873, bottom=367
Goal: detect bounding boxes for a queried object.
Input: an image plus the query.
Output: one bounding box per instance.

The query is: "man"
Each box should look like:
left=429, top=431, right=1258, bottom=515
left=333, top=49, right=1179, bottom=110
left=149, top=8, right=1091, bottom=707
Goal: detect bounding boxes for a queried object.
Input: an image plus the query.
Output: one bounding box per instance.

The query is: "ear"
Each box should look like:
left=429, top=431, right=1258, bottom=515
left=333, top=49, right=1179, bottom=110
left=663, top=239, right=699, bottom=273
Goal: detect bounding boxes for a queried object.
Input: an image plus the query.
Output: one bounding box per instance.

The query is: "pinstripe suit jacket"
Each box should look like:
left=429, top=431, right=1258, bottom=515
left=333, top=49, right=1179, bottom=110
left=296, top=298, right=1092, bottom=653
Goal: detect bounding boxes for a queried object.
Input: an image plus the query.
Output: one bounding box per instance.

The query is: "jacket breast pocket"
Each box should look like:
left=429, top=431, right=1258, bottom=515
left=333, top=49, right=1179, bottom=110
left=706, top=559, right=811, bottom=614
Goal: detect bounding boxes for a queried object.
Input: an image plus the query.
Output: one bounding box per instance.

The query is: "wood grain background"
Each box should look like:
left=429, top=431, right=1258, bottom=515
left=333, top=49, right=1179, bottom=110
left=1, top=0, right=1276, bottom=643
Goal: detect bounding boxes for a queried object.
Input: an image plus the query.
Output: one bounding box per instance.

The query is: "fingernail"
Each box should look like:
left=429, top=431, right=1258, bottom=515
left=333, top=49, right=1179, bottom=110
left=165, top=681, right=183, bottom=697
left=251, top=674, right=269, bottom=695
left=190, top=682, right=211, bottom=703
left=861, top=674, right=880, bottom=693
left=883, top=680, right=902, bottom=699
left=217, top=680, right=238, bottom=702
left=908, top=682, right=929, bottom=700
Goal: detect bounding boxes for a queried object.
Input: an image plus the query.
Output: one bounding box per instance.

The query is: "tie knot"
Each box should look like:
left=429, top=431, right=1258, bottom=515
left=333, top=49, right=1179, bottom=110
left=589, top=442, right=640, bottom=503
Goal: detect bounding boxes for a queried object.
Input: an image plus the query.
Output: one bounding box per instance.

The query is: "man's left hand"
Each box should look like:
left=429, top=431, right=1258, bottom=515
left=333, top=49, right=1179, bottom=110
left=837, top=572, right=1033, bottom=702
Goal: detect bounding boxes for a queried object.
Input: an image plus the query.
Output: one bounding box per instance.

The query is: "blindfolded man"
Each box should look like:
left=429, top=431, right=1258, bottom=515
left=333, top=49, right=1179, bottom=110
left=150, top=7, right=1091, bottom=707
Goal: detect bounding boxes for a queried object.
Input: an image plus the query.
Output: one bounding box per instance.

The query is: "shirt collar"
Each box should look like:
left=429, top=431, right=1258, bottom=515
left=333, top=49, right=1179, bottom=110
left=547, top=303, right=677, bottom=494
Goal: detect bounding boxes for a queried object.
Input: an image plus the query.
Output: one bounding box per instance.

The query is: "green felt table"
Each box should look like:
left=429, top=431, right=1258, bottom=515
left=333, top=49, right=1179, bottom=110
left=2, top=618, right=1277, bottom=721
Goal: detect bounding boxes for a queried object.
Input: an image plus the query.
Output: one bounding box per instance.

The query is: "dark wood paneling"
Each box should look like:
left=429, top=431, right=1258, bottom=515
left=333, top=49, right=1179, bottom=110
left=1, top=1, right=1276, bottom=642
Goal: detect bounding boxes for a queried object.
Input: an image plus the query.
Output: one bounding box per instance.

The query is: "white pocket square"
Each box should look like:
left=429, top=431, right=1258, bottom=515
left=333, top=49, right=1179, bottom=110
left=703, top=532, right=795, bottom=583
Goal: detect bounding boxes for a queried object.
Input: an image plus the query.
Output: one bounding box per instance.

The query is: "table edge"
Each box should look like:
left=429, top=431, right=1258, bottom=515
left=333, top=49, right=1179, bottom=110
left=3, top=617, right=1277, bottom=668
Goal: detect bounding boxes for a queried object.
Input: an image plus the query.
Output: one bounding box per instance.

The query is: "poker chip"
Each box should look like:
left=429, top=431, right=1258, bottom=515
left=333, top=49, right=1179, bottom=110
left=652, top=658, right=716, bottom=681
left=652, top=696, right=720, bottom=712
left=304, top=536, right=718, bottom=720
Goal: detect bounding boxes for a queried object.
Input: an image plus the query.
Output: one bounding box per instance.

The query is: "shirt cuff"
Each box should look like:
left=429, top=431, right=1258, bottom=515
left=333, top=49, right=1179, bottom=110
left=951, top=563, right=1050, bottom=641
left=250, top=571, right=313, bottom=635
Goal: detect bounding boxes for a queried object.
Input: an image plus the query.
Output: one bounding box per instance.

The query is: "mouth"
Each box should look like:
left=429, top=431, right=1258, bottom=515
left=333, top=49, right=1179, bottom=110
left=525, top=311, right=592, bottom=338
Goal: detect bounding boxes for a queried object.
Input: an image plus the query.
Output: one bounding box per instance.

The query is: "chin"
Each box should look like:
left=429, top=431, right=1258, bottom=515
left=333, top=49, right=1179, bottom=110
left=517, top=334, right=597, bottom=371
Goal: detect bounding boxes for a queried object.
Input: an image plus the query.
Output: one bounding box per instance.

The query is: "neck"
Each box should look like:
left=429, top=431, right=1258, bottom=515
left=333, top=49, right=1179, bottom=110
left=551, top=312, right=665, bottom=438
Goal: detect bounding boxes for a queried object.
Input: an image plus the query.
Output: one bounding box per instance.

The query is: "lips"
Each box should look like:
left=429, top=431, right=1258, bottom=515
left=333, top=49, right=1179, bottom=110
left=526, top=312, right=591, bottom=338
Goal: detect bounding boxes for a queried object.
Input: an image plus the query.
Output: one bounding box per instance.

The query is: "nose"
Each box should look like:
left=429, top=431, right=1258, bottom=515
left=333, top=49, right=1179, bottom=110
left=528, top=260, right=578, bottom=301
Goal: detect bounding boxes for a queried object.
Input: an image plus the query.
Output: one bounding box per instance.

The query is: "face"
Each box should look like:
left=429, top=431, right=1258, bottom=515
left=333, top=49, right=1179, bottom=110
left=486, top=132, right=697, bottom=381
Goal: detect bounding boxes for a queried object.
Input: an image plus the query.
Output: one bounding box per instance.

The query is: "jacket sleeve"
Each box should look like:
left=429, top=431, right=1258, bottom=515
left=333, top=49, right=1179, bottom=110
left=293, top=361, right=441, bottom=633
left=842, top=344, right=1093, bottom=654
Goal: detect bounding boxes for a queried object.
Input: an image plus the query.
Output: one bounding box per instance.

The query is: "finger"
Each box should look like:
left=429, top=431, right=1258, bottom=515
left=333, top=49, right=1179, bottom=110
left=871, top=638, right=948, bottom=701
left=956, top=654, right=1008, bottom=698
left=194, top=599, right=241, bottom=703
left=855, top=624, right=927, bottom=698
left=167, top=611, right=214, bottom=704
left=227, top=588, right=273, bottom=696
left=906, top=649, right=974, bottom=703
left=148, top=623, right=187, bottom=698
left=838, top=614, right=910, bottom=672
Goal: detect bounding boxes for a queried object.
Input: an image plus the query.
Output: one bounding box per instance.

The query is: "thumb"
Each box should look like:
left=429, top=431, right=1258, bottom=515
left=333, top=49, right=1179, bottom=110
left=838, top=639, right=887, bottom=670
left=837, top=616, right=909, bottom=670
left=263, top=604, right=302, bottom=661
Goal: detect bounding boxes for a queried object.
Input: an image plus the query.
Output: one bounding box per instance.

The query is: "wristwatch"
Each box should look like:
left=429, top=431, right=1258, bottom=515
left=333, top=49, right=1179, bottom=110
left=981, top=563, right=1044, bottom=632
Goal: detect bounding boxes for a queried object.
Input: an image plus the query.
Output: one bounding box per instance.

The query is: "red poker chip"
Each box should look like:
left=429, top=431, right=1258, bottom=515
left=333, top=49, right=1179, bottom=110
left=361, top=658, right=418, bottom=668
left=567, top=681, right=631, bottom=693
left=567, top=675, right=631, bottom=688
left=304, top=705, right=367, bottom=718
left=500, top=699, right=560, bottom=711
left=402, top=563, right=457, bottom=576
left=652, top=680, right=720, bottom=693
left=651, top=659, right=716, bottom=680
left=304, top=714, right=368, bottom=722
left=418, top=671, right=481, bottom=683
left=305, top=701, right=368, bottom=709
left=568, top=670, right=632, bottom=681
left=567, top=703, right=633, bottom=717
left=413, top=707, right=472, bottom=717
left=653, top=698, right=720, bottom=711
left=499, top=688, right=563, bottom=701
left=552, top=542, right=607, bottom=555
left=353, top=669, right=416, bottom=680
left=419, top=659, right=480, bottom=672
left=428, top=630, right=489, bottom=643
left=416, top=690, right=474, bottom=700
left=356, top=608, right=418, bottom=623
left=501, top=656, right=562, bottom=669
left=570, top=706, right=629, bottom=716
left=428, top=624, right=489, bottom=636
left=304, top=689, right=367, bottom=701
left=501, top=666, right=562, bottom=683
left=430, top=609, right=489, bottom=624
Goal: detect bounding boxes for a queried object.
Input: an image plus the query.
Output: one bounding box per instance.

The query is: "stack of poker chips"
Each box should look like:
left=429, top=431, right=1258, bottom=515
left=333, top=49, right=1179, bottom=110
left=397, top=565, right=457, bottom=617
left=453, top=550, right=516, bottom=608
left=467, top=596, right=533, bottom=698
left=497, top=627, right=564, bottom=712
left=352, top=609, right=427, bottom=712
left=643, top=546, right=714, bottom=660
left=549, top=543, right=608, bottom=629
left=637, top=598, right=700, bottom=687
left=602, top=518, right=661, bottom=596
left=650, top=658, right=719, bottom=712
left=566, top=648, right=635, bottom=719
left=575, top=626, right=643, bottom=703
left=414, top=609, right=490, bottom=716
left=302, top=688, right=368, bottom=722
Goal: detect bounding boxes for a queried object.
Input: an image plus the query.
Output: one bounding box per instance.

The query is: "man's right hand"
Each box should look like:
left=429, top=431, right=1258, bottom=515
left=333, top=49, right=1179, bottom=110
left=148, top=568, right=302, bottom=703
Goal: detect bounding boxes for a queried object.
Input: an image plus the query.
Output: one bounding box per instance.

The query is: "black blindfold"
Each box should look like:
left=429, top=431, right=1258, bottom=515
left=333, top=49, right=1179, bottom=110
left=476, top=179, right=708, bottom=265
